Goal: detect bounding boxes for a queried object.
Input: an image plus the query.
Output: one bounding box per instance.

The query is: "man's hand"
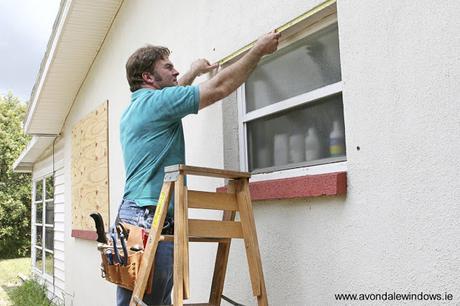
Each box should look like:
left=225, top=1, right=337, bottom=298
left=252, top=31, right=281, bottom=57
left=190, top=59, right=219, bottom=76
left=179, top=59, right=218, bottom=86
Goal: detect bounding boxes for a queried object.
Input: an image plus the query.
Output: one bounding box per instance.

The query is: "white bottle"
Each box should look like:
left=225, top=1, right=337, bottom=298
left=257, top=146, right=271, bottom=169
left=305, top=127, right=320, bottom=161
left=273, top=133, right=289, bottom=166
left=289, top=133, right=305, bottom=163
left=329, top=120, right=345, bottom=157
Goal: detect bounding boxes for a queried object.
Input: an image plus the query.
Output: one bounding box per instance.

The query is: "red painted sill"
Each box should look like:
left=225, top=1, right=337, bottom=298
left=217, top=172, right=347, bottom=201
left=72, top=229, right=97, bottom=240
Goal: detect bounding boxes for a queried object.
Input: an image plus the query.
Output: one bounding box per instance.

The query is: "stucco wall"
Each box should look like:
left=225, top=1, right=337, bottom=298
left=334, top=0, right=460, bottom=302
left=57, top=0, right=460, bottom=305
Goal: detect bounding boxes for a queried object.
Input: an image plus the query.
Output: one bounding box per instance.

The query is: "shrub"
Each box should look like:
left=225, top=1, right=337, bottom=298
left=9, top=279, right=52, bottom=306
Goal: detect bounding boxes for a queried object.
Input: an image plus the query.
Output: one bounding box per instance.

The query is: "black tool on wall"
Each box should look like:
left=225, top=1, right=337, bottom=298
left=90, top=212, right=108, bottom=244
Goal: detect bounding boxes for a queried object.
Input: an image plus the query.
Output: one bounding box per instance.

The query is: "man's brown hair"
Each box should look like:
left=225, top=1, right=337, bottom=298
left=126, top=45, right=170, bottom=92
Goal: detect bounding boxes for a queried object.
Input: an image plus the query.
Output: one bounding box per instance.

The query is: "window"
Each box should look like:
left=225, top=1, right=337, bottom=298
left=33, top=175, right=54, bottom=277
left=239, top=19, right=345, bottom=173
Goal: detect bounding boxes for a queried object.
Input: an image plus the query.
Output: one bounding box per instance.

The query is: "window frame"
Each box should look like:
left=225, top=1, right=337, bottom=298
left=237, top=15, right=346, bottom=176
left=32, top=174, right=55, bottom=281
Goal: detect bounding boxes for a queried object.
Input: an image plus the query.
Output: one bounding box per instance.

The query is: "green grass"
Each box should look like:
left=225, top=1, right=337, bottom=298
left=8, top=280, right=52, bottom=306
left=0, top=257, right=31, bottom=305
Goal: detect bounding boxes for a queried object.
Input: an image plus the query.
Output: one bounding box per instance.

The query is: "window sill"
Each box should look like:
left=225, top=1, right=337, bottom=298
left=71, top=229, right=97, bottom=240
left=217, top=171, right=346, bottom=201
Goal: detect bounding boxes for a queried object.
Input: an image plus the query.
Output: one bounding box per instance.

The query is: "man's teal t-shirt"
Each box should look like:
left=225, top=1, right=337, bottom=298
left=120, top=86, right=199, bottom=214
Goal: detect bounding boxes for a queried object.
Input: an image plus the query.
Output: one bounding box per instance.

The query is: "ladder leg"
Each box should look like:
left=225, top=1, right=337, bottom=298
left=183, top=186, right=190, bottom=299
left=208, top=210, right=235, bottom=306
left=174, top=174, right=186, bottom=305
left=130, top=181, right=173, bottom=306
left=209, top=180, right=238, bottom=306
left=236, top=179, right=268, bottom=306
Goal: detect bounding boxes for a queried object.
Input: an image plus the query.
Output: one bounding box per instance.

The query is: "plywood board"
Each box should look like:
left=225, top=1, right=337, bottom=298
left=71, top=101, right=109, bottom=232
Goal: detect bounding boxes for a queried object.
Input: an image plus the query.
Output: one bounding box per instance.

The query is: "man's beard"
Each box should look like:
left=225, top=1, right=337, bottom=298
left=153, top=71, right=162, bottom=82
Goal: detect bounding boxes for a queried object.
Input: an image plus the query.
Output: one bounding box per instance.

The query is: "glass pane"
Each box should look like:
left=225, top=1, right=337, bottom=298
left=36, top=202, right=43, bottom=224
left=45, top=201, right=54, bottom=225
left=45, top=252, right=54, bottom=275
left=45, top=176, right=54, bottom=199
left=35, top=248, right=43, bottom=272
left=35, top=180, right=43, bottom=201
left=36, top=226, right=42, bottom=246
left=247, top=94, right=345, bottom=171
left=246, top=23, right=341, bottom=112
left=45, top=227, right=54, bottom=250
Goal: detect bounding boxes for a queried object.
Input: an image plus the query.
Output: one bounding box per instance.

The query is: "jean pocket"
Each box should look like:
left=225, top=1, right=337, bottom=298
left=117, top=200, right=141, bottom=226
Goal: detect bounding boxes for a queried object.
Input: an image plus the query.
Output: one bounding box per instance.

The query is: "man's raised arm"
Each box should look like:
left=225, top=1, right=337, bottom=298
left=198, top=31, right=281, bottom=110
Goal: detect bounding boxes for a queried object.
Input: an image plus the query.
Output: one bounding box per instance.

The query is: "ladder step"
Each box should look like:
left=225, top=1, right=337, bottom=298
left=189, top=219, right=243, bottom=238
left=160, top=235, right=231, bottom=243
left=165, top=164, right=251, bottom=179
left=188, top=190, right=238, bottom=211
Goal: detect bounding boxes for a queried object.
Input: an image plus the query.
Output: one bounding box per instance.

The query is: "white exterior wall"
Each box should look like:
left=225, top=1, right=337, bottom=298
left=51, top=0, right=460, bottom=305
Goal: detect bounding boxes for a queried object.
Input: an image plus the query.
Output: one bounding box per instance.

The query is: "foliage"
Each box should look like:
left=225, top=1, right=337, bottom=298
left=0, top=92, right=31, bottom=258
left=8, top=279, right=53, bottom=306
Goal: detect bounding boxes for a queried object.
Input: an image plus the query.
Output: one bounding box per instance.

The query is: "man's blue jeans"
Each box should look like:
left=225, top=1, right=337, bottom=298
left=116, top=199, right=173, bottom=306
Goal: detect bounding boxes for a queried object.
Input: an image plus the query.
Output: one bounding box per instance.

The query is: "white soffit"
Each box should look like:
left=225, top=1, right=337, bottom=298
left=24, top=0, right=123, bottom=135
left=13, top=136, right=56, bottom=172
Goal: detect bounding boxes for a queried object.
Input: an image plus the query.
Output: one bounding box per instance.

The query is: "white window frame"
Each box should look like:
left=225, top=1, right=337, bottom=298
left=31, top=174, right=54, bottom=282
left=237, top=15, right=347, bottom=180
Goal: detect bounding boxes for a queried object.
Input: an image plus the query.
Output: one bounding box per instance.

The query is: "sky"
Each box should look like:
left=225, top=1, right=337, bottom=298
left=0, top=0, right=61, bottom=102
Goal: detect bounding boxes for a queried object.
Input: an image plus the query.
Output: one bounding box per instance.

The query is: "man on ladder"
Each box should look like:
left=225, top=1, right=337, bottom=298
left=117, top=31, right=280, bottom=305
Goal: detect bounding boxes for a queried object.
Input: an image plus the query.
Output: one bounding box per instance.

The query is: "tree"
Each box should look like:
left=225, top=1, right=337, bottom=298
left=0, top=92, right=31, bottom=258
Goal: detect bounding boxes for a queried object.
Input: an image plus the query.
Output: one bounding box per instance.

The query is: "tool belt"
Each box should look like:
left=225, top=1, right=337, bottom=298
left=98, top=223, right=154, bottom=292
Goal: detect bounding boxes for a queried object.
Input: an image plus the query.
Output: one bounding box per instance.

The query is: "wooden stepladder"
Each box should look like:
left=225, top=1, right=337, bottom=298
left=130, top=164, right=268, bottom=306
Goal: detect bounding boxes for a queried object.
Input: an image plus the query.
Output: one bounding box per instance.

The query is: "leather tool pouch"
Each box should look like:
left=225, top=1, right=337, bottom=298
left=99, top=223, right=153, bottom=293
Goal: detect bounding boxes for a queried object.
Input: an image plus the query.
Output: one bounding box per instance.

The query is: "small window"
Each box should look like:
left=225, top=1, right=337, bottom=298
left=32, top=175, right=54, bottom=278
left=45, top=252, right=54, bottom=275
left=45, top=176, right=54, bottom=200
left=36, top=226, right=43, bottom=246
left=35, top=248, right=43, bottom=272
left=45, top=201, right=54, bottom=225
left=35, top=180, right=43, bottom=201
left=36, top=203, right=43, bottom=224
left=239, top=20, right=346, bottom=173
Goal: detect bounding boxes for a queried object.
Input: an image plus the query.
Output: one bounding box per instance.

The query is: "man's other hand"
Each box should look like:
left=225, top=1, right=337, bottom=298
left=253, top=31, right=281, bottom=57
left=191, top=59, right=219, bottom=76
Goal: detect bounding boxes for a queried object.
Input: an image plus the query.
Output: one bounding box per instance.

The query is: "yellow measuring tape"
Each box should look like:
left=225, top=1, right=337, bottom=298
left=218, top=0, right=336, bottom=66
left=152, top=192, right=166, bottom=228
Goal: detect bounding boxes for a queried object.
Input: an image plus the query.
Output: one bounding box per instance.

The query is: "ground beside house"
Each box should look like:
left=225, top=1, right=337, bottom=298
left=0, top=257, right=31, bottom=305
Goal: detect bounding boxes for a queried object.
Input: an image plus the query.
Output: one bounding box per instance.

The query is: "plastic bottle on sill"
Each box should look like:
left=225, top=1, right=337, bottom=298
left=257, top=146, right=271, bottom=169
left=289, top=132, right=305, bottom=163
left=329, top=120, right=345, bottom=157
left=273, top=133, right=289, bottom=166
left=305, top=127, right=320, bottom=161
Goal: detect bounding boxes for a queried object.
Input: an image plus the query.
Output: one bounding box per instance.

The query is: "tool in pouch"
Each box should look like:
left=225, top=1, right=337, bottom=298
left=90, top=213, right=153, bottom=292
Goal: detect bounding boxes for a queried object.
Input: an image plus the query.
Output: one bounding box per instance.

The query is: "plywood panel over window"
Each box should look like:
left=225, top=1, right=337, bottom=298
left=71, top=101, right=109, bottom=237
